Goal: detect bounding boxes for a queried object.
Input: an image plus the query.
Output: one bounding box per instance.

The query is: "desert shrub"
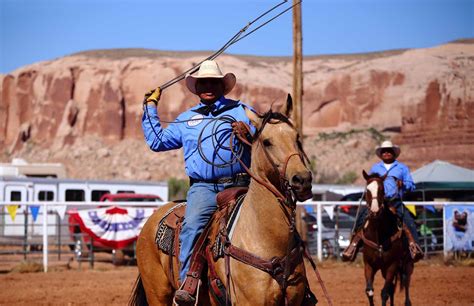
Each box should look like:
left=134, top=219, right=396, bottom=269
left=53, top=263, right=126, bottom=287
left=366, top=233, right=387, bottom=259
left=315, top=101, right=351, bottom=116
left=168, top=177, right=189, bottom=201
left=336, top=171, right=358, bottom=184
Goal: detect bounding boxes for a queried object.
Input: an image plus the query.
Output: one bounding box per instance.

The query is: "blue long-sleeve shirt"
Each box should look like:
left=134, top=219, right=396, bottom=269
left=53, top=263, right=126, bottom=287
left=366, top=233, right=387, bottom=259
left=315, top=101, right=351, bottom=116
left=142, top=97, right=253, bottom=180
left=369, top=160, right=415, bottom=199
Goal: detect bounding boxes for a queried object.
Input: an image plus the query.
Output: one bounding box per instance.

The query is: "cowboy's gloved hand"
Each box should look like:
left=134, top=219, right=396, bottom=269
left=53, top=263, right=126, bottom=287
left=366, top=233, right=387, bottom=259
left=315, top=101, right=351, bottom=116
left=231, top=121, right=252, bottom=144
left=144, top=87, right=161, bottom=105
left=231, top=121, right=248, bottom=135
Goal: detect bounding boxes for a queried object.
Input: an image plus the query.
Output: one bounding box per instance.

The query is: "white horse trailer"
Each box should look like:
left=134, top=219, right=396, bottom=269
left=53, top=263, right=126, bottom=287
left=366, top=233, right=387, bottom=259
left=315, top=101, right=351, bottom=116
left=0, top=176, right=168, bottom=237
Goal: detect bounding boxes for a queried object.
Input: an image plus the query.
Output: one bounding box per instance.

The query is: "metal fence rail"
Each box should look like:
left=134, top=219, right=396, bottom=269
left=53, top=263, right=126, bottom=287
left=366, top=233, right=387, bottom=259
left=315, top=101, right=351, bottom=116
left=301, top=201, right=474, bottom=261
left=1, top=201, right=473, bottom=271
left=0, top=201, right=151, bottom=272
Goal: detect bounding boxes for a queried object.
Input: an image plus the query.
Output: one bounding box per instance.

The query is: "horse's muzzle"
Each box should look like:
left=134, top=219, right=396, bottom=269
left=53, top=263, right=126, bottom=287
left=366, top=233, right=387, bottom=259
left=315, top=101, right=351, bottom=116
left=291, top=173, right=313, bottom=201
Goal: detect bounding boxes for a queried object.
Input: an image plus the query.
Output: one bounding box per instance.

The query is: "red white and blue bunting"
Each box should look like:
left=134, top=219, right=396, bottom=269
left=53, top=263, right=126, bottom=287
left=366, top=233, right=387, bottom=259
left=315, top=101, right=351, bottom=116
left=69, top=206, right=155, bottom=249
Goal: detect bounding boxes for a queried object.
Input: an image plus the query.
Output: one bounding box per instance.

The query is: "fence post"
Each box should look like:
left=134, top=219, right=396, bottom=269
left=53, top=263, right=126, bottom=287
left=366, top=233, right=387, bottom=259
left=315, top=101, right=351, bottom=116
left=317, top=203, right=322, bottom=261
left=23, top=207, right=28, bottom=260
left=335, top=206, right=340, bottom=261
left=443, top=204, right=447, bottom=259
left=42, top=202, right=49, bottom=272
left=422, top=209, right=428, bottom=258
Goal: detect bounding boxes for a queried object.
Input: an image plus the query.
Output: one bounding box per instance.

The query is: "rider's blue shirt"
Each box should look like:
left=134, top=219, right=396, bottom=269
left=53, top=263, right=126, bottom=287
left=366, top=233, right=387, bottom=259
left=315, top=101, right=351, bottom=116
left=369, top=160, right=415, bottom=199
left=142, top=96, right=253, bottom=180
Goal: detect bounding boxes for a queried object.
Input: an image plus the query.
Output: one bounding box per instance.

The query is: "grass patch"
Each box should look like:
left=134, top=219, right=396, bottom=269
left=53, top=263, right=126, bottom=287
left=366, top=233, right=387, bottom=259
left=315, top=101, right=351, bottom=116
left=444, top=257, right=474, bottom=267
left=316, top=128, right=386, bottom=143
left=10, top=261, right=43, bottom=273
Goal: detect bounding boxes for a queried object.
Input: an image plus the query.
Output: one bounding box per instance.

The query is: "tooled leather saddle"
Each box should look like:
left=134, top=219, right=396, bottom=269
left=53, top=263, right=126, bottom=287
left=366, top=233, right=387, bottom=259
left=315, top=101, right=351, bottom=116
left=155, top=187, right=317, bottom=305
left=154, top=187, right=248, bottom=297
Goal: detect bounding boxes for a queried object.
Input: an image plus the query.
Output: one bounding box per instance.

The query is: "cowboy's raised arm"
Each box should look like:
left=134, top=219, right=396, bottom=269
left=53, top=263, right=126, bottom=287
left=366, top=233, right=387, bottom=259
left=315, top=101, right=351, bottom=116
left=142, top=88, right=182, bottom=151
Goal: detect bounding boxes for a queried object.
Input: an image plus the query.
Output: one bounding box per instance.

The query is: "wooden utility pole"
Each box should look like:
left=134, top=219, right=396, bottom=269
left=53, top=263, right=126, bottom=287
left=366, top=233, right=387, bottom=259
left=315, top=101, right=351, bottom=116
left=292, top=0, right=307, bottom=242
left=292, top=0, right=303, bottom=136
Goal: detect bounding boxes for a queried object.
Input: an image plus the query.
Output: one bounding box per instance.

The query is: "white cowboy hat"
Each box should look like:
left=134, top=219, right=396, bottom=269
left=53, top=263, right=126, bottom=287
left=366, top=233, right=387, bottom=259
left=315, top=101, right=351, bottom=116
left=375, top=140, right=401, bottom=159
left=185, top=60, right=236, bottom=95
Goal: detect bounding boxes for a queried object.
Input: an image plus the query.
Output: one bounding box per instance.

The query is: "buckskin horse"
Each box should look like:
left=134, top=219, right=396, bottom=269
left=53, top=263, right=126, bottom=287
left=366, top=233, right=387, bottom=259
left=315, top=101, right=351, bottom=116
left=130, top=95, right=319, bottom=305
left=361, top=170, right=414, bottom=306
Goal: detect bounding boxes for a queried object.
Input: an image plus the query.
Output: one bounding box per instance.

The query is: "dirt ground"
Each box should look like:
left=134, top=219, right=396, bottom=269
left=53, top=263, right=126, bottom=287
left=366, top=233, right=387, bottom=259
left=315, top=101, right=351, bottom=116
left=0, top=258, right=473, bottom=305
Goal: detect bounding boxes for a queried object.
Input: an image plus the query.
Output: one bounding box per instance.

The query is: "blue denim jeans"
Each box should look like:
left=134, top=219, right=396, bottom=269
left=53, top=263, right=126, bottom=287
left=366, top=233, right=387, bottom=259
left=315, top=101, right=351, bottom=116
left=178, top=182, right=227, bottom=281
left=355, top=200, right=420, bottom=244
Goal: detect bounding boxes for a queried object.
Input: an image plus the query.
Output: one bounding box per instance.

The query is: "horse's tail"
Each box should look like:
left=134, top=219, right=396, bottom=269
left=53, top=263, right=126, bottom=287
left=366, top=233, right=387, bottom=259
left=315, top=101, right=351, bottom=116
left=129, top=274, right=148, bottom=306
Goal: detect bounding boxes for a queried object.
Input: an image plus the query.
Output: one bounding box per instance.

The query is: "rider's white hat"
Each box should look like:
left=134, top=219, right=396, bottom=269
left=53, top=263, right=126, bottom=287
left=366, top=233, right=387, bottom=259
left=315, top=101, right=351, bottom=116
left=185, top=60, right=236, bottom=95
left=375, top=141, right=401, bottom=159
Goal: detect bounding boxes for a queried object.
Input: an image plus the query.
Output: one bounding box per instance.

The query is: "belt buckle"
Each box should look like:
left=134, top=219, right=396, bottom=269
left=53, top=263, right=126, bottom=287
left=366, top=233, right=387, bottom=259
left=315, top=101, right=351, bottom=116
left=218, top=177, right=233, bottom=184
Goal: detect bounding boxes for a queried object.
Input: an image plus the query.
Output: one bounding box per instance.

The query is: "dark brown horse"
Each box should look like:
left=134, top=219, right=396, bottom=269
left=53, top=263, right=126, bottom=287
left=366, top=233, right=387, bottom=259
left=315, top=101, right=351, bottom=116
left=130, top=96, right=317, bottom=305
left=361, top=170, right=414, bottom=306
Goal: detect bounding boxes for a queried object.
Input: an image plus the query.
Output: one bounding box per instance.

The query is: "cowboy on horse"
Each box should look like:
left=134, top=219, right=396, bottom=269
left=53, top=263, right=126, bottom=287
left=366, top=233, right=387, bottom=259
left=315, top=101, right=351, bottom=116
left=142, top=60, right=254, bottom=305
left=342, top=140, right=424, bottom=262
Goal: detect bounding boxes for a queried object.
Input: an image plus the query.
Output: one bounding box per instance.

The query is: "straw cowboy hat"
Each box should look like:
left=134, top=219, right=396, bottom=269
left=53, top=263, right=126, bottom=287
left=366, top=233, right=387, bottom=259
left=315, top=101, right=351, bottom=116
left=375, top=140, right=401, bottom=159
left=185, top=60, right=236, bottom=95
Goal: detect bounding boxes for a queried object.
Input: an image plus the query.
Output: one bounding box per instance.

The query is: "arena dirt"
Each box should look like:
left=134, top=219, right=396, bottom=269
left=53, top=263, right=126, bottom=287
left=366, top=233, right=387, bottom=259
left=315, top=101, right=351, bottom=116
left=1, top=259, right=472, bottom=305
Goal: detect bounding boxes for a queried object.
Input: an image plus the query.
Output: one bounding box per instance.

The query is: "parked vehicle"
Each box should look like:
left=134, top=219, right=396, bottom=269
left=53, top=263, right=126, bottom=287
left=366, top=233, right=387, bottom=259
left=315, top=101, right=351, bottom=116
left=304, top=210, right=355, bottom=259
left=99, top=193, right=163, bottom=202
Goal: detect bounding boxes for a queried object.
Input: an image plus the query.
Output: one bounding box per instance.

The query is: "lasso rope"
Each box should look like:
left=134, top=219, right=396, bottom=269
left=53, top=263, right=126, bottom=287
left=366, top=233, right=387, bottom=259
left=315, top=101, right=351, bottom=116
left=158, top=0, right=301, bottom=90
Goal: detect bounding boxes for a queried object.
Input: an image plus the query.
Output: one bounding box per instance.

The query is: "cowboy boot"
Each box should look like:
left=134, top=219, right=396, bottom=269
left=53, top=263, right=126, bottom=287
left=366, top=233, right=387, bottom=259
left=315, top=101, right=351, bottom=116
left=403, top=225, right=424, bottom=262
left=342, top=230, right=362, bottom=262
left=174, top=234, right=209, bottom=306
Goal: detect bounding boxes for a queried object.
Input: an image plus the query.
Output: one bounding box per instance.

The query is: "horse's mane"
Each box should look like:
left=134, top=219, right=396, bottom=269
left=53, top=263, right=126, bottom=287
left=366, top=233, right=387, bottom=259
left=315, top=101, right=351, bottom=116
left=253, top=109, right=294, bottom=140
left=251, top=109, right=310, bottom=164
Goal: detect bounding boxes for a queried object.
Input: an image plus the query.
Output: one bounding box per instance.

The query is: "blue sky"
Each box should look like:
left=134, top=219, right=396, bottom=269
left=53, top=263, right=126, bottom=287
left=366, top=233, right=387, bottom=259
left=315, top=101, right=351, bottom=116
left=1, top=0, right=473, bottom=73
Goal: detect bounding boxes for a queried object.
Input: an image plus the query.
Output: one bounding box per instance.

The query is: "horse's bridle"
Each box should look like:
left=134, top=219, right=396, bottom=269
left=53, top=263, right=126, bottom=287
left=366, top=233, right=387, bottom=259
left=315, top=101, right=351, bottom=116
left=365, top=176, right=386, bottom=218
left=232, top=118, right=310, bottom=211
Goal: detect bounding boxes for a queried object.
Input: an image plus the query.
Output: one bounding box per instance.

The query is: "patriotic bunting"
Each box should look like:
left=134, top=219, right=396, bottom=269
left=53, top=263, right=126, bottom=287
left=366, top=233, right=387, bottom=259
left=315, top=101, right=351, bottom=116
left=68, top=206, right=155, bottom=249
left=6, top=205, right=19, bottom=221
left=323, top=205, right=335, bottom=220
left=405, top=204, right=417, bottom=217
left=54, top=205, right=67, bottom=220
left=29, top=205, right=41, bottom=222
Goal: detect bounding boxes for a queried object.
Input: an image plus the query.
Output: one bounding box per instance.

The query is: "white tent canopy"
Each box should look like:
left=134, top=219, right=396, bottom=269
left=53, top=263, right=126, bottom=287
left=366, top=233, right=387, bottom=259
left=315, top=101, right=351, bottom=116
left=412, top=160, right=474, bottom=183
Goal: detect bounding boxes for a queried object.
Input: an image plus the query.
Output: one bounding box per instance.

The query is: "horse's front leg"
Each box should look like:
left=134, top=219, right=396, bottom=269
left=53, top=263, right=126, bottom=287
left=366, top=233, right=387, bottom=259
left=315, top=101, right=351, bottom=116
left=364, top=261, right=376, bottom=306
left=404, top=260, right=414, bottom=306
left=380, top=263, right=397, bottom=306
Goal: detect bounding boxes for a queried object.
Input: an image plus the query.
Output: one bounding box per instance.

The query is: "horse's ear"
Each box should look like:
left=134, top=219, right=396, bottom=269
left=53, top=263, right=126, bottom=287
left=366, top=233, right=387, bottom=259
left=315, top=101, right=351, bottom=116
left=362, top=170, right=370, bottom=181
left=280, top=94, right=293, bottom=118
left=245, top=107, right=261, bottom=129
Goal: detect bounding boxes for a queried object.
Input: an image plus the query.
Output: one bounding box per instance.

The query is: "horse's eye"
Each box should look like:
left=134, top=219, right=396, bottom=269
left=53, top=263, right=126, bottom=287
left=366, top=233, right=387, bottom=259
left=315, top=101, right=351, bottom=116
left=262, top=139, right=272, bottom=147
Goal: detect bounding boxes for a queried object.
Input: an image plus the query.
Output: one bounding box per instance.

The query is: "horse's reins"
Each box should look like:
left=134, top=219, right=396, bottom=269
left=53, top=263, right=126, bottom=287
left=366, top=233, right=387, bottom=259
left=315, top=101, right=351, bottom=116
left=228, top=116, right=333, bottom=306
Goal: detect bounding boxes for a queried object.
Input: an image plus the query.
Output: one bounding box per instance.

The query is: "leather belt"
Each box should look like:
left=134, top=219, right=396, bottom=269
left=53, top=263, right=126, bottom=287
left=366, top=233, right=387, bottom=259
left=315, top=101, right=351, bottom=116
left=189, top=173, right=249, bottom=186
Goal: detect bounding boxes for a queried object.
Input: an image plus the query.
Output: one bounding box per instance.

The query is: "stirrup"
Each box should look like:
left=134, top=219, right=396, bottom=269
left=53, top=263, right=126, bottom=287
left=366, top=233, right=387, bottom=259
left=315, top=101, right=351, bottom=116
left=173, top=280, right=201, bottom=306
left=342, top=246, right=357, bottom=262
left=409, top=242, right=424, bottom=262
left=342, top=233, right=361, bottom=262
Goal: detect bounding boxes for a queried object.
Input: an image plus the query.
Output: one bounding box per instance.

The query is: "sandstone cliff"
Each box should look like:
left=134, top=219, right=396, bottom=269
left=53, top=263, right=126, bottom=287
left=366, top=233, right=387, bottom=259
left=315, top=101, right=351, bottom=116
left=1, top=41, right=473, bottom=182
